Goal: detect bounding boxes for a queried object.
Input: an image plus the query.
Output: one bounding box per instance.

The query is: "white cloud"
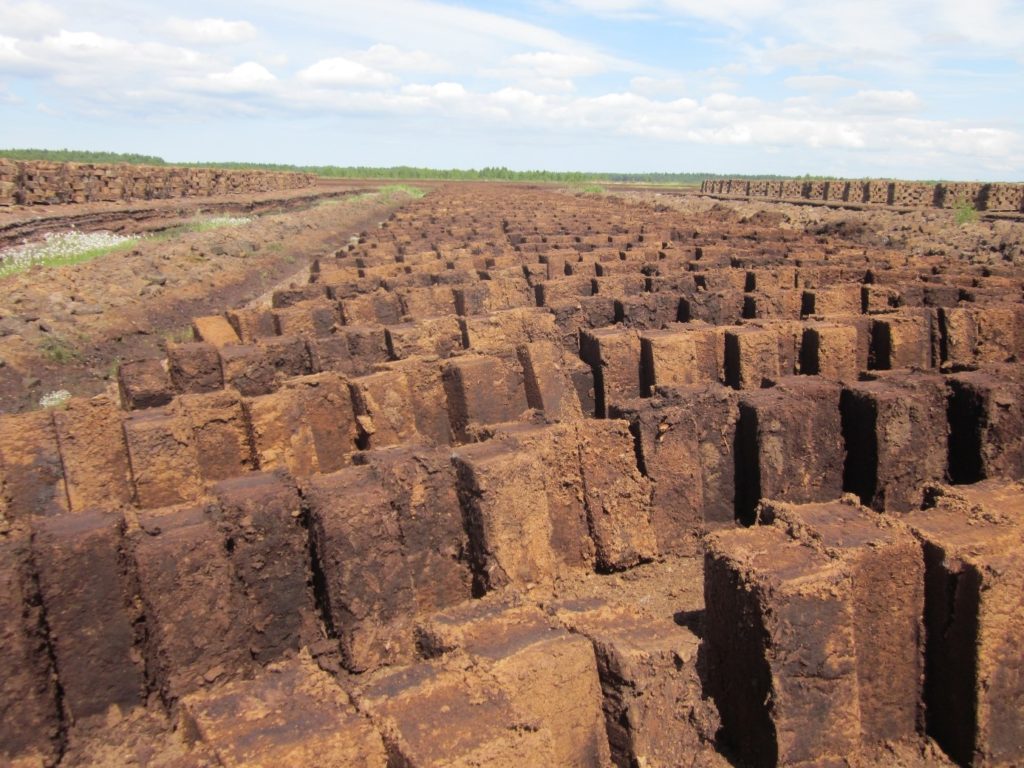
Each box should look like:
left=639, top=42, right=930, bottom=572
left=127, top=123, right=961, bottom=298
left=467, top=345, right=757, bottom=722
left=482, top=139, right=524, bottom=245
left=630, top=75, right=688, bottom=97
left=36, top=29, right=204, bottom=68
left=743, top=40, right=840, bottom=71
left=480, top=49, right=621, bottom=95
left=10, top=29, right=209, bottom=90
left=841, top=89, right=923, bottom=114
left=565, top=0, right=783, bottom=28
left=0, top=35, right=33, bottom=69
left=784, top=74, right=858, bottom=93
left=490, top=86, right=549, bottom=111
left=165, top=17, right=258, bottom=44
left=276, top=0, right=584, bottom=58
left=269, top=0, right=648, bottom=79
left=40, top=29, right=125, bottom=58
left=401, top=81, right=467, bottom=101
left=298, top=57, right=397, bottom=88
left=0, top=0, right=63, bottom=36
left=203, top=62, right=276, bottom=92
left=507, top=51, right=606, bottom=78
left=933, top=0, right=1024, bottom=51
left=358, top=43, right=449, bottom=73
left=704, top=92, right=762, bottom=112
left=567, top=0, right=1024, bottom=68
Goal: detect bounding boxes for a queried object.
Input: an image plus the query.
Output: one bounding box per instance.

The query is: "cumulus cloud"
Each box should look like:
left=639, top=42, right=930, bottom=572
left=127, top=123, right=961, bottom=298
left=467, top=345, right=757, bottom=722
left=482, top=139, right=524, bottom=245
left=507, top=51, right=606, bottom=78
left=36, top=29, right=204, bottom=68
left=39, top=29, right=127, bottom=58
left=5, top=29, right=209, bottom=90
left=203, top=62, right=276, bottom=92
left=164, top=17, right=258, bottom=44
left=298, top=57, right=397, bottom=88
left=630, top=75, right=688, bottom=97
left=417, top=81, right=465, bottom=98
left=0, top=0, right=64, bottom=36
left=841, top=89, right=923, bottom=114
left=480, top=49, right=618, bottom=95
left=400, top=81, right=467, bottom=105
left=784, top=74, right=858, bottom=93
left=0, top=35, right=34, bottom=70
left=358, top=43, right=449, bottom=73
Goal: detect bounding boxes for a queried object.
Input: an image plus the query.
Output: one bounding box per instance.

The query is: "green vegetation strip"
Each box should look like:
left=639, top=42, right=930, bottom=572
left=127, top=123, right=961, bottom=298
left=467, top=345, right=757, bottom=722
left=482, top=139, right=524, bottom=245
left=566, top=182, right=606, bottom=195
left=151, top=215, right=253, bottom=240
left=0, top=148, right=791, bottom=185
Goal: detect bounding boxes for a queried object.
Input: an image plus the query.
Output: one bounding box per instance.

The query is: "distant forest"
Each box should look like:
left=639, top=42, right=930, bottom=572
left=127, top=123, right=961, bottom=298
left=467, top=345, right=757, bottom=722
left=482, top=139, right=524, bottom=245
left=0, top=148, right=168, bottom=166
left=0, top=148, right=800, bottom=184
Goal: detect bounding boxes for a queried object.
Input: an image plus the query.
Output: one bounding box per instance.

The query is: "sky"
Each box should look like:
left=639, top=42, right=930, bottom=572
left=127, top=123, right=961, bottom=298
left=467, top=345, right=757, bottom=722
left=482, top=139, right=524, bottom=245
left=1, top=0, right=1023, bottom=179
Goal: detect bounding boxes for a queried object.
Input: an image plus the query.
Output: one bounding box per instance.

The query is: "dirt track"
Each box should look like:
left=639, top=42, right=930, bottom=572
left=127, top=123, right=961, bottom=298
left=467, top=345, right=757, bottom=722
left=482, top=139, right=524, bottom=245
left=1, top=182, right=1022, bottom=767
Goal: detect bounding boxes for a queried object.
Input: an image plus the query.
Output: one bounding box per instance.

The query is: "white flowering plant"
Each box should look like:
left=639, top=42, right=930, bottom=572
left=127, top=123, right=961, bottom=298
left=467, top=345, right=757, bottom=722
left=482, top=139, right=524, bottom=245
left=0, top=231, right=138, bottom=279
left=0, top=215, right=255, bottom=280
left=39, top=389, right=71, bottom=409
left=179, top=216, right=253, bottom=233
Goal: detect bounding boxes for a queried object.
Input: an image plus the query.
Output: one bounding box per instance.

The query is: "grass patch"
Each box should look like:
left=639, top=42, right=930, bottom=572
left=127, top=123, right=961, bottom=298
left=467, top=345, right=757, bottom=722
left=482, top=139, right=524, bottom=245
left=379, top=184, right=426, bottom=199
left=39, top=335, right=80, bottom=364
left=163, top=325, right=195, bottom=344
left=0, top=231, right=139, bottom=279
left=317, top=186, right=426, bottom=208
left=566, top=182, right=606, bottom=196
left=954, top=201, right=979, bottom=225
left=151, top=215, right=254, bottom=241
left=317, top=193, right=374, bottom=207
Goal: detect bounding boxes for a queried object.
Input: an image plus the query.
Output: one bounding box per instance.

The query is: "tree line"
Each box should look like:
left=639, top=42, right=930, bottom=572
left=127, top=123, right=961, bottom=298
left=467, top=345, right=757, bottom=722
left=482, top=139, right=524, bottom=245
left=0, top=149, right=797, bottom=183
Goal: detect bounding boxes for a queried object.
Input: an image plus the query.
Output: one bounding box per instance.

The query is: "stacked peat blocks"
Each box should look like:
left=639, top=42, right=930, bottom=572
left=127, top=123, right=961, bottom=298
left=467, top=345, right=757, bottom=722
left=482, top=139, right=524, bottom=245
left=1, top=183, right=1022, bottom=766
left=0, top=159, right=315, bottom=206
left=703, top=177, right=1024, bottom=212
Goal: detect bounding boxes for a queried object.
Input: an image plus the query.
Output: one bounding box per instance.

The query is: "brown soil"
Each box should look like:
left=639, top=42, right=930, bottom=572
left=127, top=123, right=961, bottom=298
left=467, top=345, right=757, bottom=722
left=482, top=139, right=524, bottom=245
left=0, top=182, right=1020, bottom=767
left=0, top=182, right=413, bottom=413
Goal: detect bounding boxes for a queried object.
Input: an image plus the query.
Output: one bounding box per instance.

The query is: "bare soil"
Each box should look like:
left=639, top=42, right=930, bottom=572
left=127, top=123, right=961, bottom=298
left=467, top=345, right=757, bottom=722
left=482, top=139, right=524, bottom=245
left=0, top=183, right=413, bottom=412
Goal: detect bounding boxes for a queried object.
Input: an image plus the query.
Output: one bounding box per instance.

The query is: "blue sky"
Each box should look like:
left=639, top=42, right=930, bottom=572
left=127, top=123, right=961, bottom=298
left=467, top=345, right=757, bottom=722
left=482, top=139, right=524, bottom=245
left=1, top=0, right=1022, bottom=179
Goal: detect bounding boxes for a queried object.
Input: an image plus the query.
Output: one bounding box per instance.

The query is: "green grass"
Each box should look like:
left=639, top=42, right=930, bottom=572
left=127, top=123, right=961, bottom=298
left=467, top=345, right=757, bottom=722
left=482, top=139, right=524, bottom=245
left=163, top=325, right=195, bottom=344
left=378, top=184, right=426, bottom=199
left=317, top=186, right=426, bottom=208
left=38, top=335, right=80, bottom=364
left=317, top=193, right=375, bottom=207
left=566, top=182, right=605, bottom=195
left=151, top=215, right=254, bottom=240
left=954, top=201, right=979, bottom=225
left=44, top=239, right=138, bottom=268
